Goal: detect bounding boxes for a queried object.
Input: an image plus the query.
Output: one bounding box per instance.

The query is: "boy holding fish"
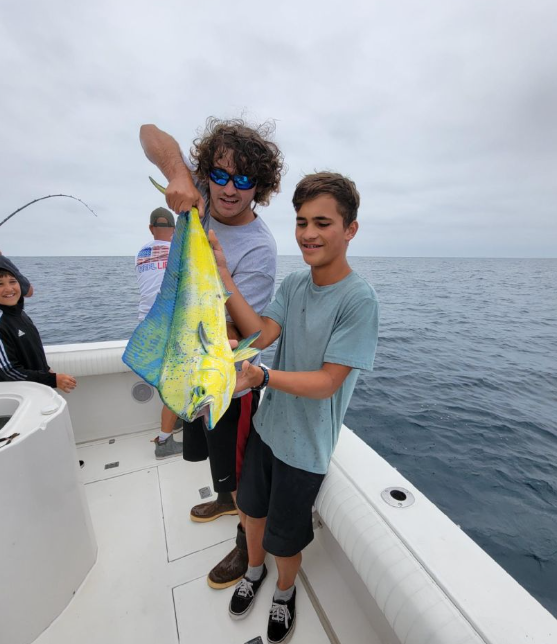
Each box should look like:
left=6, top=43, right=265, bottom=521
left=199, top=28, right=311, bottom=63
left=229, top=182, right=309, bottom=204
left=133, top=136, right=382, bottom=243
left=140, top=118, right=284, bottom=588
left=210, top=172, right=379, bottom=643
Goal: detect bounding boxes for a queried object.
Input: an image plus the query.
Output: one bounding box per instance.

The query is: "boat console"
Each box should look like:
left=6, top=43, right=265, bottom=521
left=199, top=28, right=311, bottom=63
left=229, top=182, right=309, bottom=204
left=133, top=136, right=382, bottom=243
left=0, top=382, right=97, bottom=644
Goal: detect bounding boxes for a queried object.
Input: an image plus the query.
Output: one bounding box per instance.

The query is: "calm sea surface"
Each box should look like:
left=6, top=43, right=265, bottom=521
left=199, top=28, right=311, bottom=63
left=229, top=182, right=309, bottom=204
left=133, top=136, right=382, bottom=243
left=12, top=255, right=557, bottom=617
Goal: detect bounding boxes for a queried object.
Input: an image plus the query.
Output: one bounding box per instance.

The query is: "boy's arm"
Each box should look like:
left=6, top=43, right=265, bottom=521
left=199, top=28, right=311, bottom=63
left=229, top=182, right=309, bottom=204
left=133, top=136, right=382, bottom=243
left=0, top=332, right=57, bottom=388
left=139, top=124, right=205, bottom=217
left=209, top=231, right=281, bottom=349
left=234, top=285, right=379, bottom=399
left=226, top=322, right=241, bottom=342
left=236, top=361, right=352, bottom=399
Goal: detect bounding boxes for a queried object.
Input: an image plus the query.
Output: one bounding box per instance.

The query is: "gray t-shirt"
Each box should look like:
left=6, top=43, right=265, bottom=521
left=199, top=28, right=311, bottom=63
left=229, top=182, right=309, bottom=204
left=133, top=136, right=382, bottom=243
left=254, top=269, right=379, bottom=474
left=200, top=214, right=276, bottom=321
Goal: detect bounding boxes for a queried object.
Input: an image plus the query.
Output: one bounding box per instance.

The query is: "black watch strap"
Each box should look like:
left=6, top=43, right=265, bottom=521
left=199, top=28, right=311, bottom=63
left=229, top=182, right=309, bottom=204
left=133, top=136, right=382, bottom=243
left=252, top=365, right=269, bottom=391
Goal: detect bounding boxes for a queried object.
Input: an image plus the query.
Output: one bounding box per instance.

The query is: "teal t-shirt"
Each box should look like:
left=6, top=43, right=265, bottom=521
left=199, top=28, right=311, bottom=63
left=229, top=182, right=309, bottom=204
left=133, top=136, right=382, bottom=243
left=254, top=269, right=379, bottom=474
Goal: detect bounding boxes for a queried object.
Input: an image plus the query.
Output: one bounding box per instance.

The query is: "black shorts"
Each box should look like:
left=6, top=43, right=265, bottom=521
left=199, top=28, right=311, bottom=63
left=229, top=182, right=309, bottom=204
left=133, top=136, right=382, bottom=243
left=236, top=429, right=326, bottom=557
left=182, top=391, right=259, bottom=493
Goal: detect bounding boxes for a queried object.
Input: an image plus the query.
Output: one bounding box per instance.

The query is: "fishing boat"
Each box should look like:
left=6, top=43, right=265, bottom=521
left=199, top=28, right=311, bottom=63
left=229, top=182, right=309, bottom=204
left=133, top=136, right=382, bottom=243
left=1, top=339, right=555, bottom=644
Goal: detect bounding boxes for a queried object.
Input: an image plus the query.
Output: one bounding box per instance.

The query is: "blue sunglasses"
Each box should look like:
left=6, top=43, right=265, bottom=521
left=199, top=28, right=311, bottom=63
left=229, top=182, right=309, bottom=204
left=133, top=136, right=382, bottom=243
left=209, top=168, right=255, bottom=190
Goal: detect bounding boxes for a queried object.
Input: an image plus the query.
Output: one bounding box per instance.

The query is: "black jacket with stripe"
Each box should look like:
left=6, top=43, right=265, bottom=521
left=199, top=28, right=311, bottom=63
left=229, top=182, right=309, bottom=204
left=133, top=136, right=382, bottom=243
left=0, top=298, right=57, bottom=387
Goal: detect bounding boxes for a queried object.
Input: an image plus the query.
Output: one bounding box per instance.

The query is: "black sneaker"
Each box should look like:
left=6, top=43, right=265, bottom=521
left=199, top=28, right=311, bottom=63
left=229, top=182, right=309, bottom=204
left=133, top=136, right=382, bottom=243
left=228, top=564, right=268, bottom=620
left=267, top=587, right=296, bottom=644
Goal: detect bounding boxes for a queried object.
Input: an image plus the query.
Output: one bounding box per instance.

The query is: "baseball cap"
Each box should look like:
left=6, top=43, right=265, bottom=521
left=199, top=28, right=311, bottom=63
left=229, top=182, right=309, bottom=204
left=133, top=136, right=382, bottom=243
left=150, top=207, right=175, bottom=227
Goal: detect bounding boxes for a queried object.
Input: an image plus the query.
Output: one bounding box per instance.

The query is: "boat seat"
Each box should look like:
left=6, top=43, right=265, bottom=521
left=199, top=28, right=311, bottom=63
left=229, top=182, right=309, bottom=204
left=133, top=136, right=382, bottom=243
left=46, top=340, right=130, bottom=378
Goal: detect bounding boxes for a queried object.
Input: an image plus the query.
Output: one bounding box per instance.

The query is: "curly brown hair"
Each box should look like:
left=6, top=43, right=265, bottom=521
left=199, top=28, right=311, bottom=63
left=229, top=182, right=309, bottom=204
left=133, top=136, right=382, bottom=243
left=190, top=117, right=284, bottom=206
left=292, top=172, right=360, bottom=227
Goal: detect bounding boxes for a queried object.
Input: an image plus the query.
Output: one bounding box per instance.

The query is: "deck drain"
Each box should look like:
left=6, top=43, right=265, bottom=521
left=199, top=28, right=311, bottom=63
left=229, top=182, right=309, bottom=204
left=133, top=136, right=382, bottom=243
left=199, top=486, right=212, bottom=499
left=105, top=461, right=120, bottom=470
left=381, top=487, right=415, bottom=508
left=109, top=439, right=115, bottom=444
left=245, top=638, right=263, bottom=644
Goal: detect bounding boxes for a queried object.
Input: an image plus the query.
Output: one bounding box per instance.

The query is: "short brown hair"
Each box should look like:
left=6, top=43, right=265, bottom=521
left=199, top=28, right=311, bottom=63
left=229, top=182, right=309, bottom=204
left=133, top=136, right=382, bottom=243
left=0, top=270, right=15, bottom=279
left=190, top=117, right=285, bottom=207
left=292, top=172, right=360, bottom=227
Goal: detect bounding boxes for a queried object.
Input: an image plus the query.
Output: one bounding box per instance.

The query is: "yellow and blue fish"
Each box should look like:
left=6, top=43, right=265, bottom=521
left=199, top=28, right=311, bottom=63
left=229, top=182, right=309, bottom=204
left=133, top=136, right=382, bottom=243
left=123, top=179, right=260, bottom=429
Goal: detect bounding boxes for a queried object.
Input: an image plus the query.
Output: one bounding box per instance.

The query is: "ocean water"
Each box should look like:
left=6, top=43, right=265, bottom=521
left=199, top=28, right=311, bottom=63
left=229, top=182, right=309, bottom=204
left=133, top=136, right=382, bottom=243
left=11, top=255, right=557, bottom=617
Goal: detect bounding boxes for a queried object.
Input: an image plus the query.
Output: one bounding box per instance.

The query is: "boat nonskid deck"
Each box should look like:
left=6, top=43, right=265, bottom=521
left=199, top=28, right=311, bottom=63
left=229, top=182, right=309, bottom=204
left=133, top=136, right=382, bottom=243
left=33, top=430, right=366, bottom=644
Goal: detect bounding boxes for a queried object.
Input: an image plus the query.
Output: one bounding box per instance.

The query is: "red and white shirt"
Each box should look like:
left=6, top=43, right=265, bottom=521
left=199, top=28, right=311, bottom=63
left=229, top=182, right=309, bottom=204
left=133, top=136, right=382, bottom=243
left=135, top=240, right=171, bottom=321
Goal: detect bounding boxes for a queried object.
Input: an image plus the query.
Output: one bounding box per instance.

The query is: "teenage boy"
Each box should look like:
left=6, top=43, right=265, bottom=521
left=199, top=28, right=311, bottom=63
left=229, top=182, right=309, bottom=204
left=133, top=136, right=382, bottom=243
left=210, top=172, right=379, bottom=643
left=140, top=118, right=284, bottom=588
left=0, top=257, right=77, bottom=393
left=135, top=207, right=182, bottom=459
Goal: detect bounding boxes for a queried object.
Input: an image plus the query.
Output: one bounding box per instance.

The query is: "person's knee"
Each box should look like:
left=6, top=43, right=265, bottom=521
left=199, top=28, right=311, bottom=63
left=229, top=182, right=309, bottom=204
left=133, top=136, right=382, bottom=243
left=246, top=515, right=266, bottom=528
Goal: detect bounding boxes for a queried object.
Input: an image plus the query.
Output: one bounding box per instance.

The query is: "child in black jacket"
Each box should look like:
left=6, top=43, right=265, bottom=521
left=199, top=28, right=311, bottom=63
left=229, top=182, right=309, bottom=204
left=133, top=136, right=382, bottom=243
left=0, top=257, right=76, bottom=392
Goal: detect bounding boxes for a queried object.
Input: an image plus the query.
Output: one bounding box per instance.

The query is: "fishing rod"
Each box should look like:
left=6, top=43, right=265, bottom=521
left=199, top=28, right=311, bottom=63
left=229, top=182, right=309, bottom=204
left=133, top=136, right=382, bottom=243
left=0, top=194, right=97, bottom=228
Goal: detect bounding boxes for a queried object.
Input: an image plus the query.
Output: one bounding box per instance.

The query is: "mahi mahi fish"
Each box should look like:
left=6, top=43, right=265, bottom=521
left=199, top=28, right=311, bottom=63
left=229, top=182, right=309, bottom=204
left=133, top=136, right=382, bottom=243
left=122, top=179, right=260, bottom=429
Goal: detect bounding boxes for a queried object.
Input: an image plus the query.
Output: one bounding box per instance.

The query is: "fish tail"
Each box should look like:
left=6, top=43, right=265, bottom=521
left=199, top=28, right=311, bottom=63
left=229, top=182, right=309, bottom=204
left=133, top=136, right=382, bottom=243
left=149, top=176, right=167, bottom=194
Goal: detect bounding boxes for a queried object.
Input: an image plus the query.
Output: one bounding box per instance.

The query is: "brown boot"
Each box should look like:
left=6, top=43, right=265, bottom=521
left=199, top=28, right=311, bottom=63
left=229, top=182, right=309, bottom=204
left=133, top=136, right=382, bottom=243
left=207, top=523, right=248, bottom=589
left=190, top=496, right=238, bottom=523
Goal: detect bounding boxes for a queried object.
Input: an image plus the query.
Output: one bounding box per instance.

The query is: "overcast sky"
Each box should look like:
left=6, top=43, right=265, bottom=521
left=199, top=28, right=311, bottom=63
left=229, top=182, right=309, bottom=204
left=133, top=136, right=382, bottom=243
left=1, top=0, right=556, bottom=257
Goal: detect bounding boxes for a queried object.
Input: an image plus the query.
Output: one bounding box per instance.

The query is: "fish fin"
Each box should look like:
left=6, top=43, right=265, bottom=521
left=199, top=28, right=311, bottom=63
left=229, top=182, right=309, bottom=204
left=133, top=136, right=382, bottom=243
left=198, top=321, right=211, bottom=353
left=149, top=176, right=167, bottom=194
left=212, top=270, right=232, bottom=301
left=233, top=331, right=261, bottom=363
left=122, top=206, right=186, bottom=386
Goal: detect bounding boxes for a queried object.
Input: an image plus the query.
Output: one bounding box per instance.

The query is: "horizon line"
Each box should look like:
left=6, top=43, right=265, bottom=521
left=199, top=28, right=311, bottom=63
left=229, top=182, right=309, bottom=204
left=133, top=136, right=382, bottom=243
left=8, top=254, right=557, bottom=260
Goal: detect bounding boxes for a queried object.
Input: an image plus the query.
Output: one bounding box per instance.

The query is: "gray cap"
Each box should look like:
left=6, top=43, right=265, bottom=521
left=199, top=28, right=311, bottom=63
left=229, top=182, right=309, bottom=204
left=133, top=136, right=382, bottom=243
left=150, top=207, right=175, bottom=227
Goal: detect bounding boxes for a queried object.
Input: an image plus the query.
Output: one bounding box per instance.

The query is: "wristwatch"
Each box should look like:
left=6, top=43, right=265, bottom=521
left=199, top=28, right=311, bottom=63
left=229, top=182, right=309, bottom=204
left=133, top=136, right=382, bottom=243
left=252, top=365, right=269, bottom=391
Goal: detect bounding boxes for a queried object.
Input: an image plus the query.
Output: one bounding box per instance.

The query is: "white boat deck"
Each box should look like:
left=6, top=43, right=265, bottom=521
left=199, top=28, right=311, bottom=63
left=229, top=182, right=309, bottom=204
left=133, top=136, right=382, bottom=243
left=34, top=429, right=377, bottom=644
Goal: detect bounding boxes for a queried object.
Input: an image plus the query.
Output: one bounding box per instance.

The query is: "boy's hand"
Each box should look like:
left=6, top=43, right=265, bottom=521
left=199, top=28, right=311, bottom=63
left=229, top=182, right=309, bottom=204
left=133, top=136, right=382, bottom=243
left=234, top=361, right=265, bottom=393
left=165, top=173, right=205, bottom=218
left=56, top=373, right=77, bottom=393
left=208, top=230, right=228, bottom=273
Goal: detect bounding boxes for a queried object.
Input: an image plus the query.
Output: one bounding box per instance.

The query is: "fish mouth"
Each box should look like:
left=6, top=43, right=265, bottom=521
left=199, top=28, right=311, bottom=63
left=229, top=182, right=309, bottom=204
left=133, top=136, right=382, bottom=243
left=188, top=396, right=214, bottom=423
